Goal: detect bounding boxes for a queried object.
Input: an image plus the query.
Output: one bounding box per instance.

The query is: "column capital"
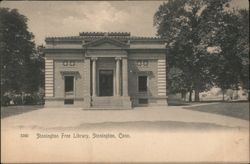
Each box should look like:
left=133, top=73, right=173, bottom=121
left=91, top=57, right=98, bottom=61
left=115, top=57, right=122, bottom=61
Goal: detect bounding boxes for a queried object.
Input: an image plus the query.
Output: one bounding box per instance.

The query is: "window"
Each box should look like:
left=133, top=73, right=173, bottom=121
left=142, top=60, right=148, bottom=66
left=64, top=99, right=74, bottom=104
left=139, top=99, right=148, bottom=104
left=65, top=76, right=74, bottom=95
left=137, top=60, right=142, bottom=66
left=63, top=60, right=68, bottom=66
left=138, top=76, right=147, bottom=92
left=69, top=61, right=75, bottom=66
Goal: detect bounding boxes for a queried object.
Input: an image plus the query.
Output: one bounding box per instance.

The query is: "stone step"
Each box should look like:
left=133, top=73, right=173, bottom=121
left=88, top=107, right=131, bottom=110
left=91, top=96, right=131, bottom=109
left=92, top=99, right=123, bottom=106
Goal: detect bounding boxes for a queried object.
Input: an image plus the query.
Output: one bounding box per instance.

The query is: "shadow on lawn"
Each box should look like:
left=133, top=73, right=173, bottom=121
left=27, top=120, right=247, bottom=132
left=1, top=105, right=43, bottom=119
left=183, top=102, right=249, bottom=120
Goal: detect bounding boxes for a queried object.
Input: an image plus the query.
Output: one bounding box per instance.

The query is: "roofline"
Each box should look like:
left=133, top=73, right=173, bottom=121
left=79, top=32, right=131, bottom=36
left=45, top=36, right=167, bottom=42
left=44, top=48, right=169, bottom=53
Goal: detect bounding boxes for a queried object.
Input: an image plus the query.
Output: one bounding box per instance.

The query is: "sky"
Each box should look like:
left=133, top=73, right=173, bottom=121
left=1, top=0, right=249, bottom=45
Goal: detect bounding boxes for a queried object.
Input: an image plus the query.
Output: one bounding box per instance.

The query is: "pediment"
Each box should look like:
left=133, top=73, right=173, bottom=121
left=83, top=37, right=129, bottom=49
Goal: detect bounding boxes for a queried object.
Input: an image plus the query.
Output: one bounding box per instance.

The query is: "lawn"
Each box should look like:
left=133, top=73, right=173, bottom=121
left=183, top=102, right=249, bottom=120
left=1, top=105, right=43, bottom=119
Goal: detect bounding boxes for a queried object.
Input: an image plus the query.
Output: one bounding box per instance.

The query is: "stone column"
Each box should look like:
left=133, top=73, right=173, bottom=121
left=91, top=57, right=97, bottom=97
left=122, top=58, right=128, bottom=96
left=115, top=57, right=121, bottom=96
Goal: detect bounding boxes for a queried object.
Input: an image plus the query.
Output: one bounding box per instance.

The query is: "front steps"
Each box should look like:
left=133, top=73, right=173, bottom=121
left=91, top=96, right=132, bottom=109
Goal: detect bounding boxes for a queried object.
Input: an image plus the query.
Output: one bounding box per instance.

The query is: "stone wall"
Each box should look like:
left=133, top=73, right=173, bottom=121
left=128, top=52, right=167, bottom=106
left=45, top=57, right=86, bottom=107
left=54, top=60, right=85, bottom=98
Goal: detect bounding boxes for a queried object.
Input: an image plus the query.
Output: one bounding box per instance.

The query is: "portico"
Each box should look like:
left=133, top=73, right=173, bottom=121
left=89, top=56, right=131, bottom=108
left=91, top=57, right=128, bottom=97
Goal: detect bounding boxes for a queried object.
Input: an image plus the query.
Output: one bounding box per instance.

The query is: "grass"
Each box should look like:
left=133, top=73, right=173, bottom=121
left=183, top=102, right=249, bottom=120
left=1, top=105, right=43, bottom=119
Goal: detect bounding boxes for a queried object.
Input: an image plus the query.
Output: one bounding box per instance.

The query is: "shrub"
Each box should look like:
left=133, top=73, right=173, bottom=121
left=1, top=95, right=11, bottom=106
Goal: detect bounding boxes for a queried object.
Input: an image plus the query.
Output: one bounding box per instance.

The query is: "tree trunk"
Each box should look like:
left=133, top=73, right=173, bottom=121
left=248, top=90, right=250, bottom=102
left=222, top=89, right=225, bottom=101
left=194, top=89, right=200, bottom=102
left=181, top=91, right=186, bottom=101
left=189, top=90, right=192, bottom=102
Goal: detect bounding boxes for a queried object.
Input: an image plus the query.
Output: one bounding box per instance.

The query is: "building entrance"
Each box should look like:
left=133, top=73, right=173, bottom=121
left=99, top=70, right=113, bottom=96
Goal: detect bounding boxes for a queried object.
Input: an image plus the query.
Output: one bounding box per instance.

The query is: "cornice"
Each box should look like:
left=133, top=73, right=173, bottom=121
left=44, top=48, right=83, bottom=53
left=127, top=48, right=168, bottom=53
left=45, top=35, right=167, bottom=43
left=44, top=47, right=169, bottom=55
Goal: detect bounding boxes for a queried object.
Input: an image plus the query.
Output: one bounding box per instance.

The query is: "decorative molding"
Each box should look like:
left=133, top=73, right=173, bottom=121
left=133, top=71, right=153, bottom=76
left=60, top=71, right=81, bottom=80
left=136, top=60, right=148, bottom=67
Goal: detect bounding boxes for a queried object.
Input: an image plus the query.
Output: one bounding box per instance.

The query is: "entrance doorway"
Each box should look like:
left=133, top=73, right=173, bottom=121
left=99, top=70, right=113, bottom=96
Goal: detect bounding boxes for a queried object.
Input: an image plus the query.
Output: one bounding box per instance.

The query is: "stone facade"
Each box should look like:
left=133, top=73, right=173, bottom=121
left=44, top=32, right=168, bottom=109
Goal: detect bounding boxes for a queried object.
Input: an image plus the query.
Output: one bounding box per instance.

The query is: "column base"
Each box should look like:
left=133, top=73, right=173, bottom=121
left=82, top=96, right=91, bottom=108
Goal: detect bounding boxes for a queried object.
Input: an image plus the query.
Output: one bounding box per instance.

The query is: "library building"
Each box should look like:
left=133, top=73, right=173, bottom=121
left=44, top=32, right=168, bottom=109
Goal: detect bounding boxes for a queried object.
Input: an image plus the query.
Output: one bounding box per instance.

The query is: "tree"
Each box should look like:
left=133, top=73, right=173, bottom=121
left=167, top=67, right=192, bottom=101
left=154, top=0, right=231, bottom=101
left=237, top=9, right=249, bottom=100
left=210, top=8, right=249, bottom=101
left=0, top=8, right=37, bottom=98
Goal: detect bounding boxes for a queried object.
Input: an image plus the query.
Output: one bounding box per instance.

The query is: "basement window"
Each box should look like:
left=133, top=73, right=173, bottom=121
left=64, top=99, right=74, bottom=105
left=139, top=99, right=148, bottom=104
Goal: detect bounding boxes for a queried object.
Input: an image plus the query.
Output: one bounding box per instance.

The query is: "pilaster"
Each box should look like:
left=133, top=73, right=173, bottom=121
left=91, top=57, right=98, bottom=97
left=122, top=57, right=128, bottom=96
left=83, top=58, right=91, bottom=108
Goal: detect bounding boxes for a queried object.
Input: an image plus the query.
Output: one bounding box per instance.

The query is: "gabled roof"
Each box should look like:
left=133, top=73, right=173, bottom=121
left=82, top=37, right=129, bottom=49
